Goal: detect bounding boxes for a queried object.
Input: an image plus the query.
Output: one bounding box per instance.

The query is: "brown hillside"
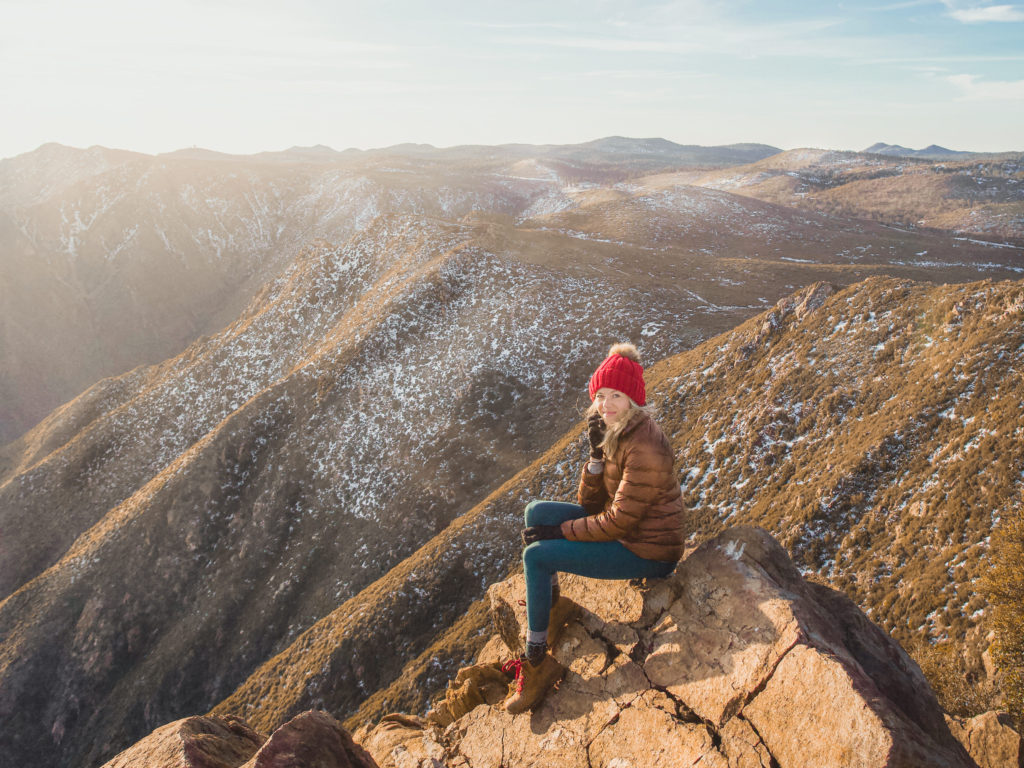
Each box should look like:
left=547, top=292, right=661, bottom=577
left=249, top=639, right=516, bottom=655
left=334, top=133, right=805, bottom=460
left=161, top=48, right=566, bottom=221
left=0, top=208, right=776, bottom=768
left=0, top=146, right=552, bottom=443
left=3, top=150, right=1023, bottom=767
left=4, top=143, right=1022, bottom=445
left=211, top=275, right=1023, bottom=739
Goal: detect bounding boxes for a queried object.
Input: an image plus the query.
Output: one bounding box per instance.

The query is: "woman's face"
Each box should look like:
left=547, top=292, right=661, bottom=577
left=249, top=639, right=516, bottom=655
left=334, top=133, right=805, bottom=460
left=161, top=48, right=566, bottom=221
left=594, top=388, right=629, bottom=425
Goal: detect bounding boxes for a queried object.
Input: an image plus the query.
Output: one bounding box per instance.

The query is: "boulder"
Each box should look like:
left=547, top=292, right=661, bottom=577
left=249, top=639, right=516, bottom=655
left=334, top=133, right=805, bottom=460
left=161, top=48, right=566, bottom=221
left=433, top=526, right=978, bottom=767
left=358, top=714, right=446, bottom=768
left=101, top=715, right=266, bottom=768
left=946, top=711, right=1023, bottom=768
left=241, top=710, right=378, bottom=768
left=100, top=710, right=376, bottom=768
left=426, top=663, right=511, bottom=727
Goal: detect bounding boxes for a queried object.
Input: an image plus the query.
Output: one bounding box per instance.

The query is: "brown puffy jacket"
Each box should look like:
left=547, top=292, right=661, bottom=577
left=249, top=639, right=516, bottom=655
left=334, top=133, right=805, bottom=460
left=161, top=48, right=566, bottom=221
left=561, top=410, right=685, bottom=562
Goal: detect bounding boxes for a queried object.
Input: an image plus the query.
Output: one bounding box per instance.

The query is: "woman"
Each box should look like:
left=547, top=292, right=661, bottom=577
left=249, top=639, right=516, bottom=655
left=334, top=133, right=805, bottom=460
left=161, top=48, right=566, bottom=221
left=504, top=342, right=685, bottom=714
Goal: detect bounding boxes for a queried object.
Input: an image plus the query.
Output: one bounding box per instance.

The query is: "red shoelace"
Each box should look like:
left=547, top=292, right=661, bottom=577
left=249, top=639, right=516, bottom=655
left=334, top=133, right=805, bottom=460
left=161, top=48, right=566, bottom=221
left=501, top=658, right=525, bottom=693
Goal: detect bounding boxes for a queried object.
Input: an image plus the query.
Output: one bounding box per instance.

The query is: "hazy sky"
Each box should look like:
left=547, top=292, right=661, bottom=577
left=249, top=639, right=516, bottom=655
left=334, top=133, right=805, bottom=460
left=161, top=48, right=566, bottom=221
left=2, top=0, right=1023, bottom=159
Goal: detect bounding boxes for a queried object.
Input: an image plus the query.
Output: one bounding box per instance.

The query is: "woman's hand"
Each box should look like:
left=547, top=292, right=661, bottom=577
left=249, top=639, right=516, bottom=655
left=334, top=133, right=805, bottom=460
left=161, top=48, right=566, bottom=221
left=522, top=525, right=565, bottom=545
left=587, top=412, right=606, bottom=460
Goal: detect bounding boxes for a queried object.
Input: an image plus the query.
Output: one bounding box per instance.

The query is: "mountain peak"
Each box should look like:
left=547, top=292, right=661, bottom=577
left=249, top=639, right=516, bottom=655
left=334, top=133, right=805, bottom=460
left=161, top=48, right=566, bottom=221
left=862, top=142, right=972, bottom=158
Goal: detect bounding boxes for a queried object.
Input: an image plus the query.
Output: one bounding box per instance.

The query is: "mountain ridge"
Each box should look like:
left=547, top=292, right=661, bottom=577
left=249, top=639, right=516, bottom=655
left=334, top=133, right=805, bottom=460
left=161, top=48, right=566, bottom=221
left=4, top=139, right=1021, bottom=444
left=3, top=135, right=1024, bottom=767
left=213, top=274, right=1022, bottom=736
left=2, top=273, right=1022, bottom=767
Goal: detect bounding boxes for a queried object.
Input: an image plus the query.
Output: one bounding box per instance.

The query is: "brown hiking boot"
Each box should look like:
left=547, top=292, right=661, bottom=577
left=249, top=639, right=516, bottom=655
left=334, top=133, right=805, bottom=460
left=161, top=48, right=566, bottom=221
left=502, top=653, right=564, bottom=714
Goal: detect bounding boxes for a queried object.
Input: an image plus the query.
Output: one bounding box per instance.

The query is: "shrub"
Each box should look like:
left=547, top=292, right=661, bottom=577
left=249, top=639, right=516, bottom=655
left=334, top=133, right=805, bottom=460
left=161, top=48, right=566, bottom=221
left=907, top=638, right=999, bottom=718
left=983, top=493, right=1024, bottom=721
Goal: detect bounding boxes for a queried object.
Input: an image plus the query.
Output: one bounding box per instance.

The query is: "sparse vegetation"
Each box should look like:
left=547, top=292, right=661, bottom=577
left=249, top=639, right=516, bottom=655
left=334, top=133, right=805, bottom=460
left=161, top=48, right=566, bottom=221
left=983, top=489, right=1024, bottom=723
left=907, top=638, right=1000, bottom=718
left=3, top=141, right=1024, bottom=767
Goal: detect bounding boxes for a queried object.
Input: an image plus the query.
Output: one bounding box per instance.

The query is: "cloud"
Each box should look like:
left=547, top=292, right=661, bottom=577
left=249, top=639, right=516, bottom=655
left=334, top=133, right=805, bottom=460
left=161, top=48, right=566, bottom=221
left=502, top=35, right=679, bottom=53
left=945, top=3, right=1024, bottom=22
left=948, top=73, right=1024, bottom=99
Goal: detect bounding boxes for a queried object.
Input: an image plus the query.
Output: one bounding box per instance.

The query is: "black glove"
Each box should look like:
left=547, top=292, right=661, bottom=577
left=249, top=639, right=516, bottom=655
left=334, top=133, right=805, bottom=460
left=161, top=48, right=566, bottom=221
left=522, top=525, right=565, bottom=545
left=587, top=412, right=606, bottom=460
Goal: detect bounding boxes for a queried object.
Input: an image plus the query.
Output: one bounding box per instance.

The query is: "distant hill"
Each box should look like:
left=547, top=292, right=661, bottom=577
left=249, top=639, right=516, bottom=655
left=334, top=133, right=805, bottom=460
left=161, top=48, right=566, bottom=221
left=0, top=139, right=783, bottom=444
left=7, top=138, right=1021, bottom=445
left=675, top=147, right=1024, bottom=243
left=863, top=142, right=976, bottom=159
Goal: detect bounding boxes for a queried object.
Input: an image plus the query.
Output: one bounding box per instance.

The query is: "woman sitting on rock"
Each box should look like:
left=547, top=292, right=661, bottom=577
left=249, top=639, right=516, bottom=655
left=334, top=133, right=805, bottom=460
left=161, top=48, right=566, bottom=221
left=505, top=342, right=686, bottom=714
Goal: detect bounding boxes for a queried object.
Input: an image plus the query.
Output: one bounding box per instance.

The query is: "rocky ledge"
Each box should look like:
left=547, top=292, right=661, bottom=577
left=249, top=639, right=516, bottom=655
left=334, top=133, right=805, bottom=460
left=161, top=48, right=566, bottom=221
left=105, top=526, right=1021, bottom=767
left=360, top=526, right=988, bottom=768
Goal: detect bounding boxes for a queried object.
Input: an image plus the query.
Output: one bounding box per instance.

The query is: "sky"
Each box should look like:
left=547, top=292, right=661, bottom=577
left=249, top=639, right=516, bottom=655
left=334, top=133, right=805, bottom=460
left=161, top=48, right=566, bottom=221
left=1, top=0, right=1023, bottom=159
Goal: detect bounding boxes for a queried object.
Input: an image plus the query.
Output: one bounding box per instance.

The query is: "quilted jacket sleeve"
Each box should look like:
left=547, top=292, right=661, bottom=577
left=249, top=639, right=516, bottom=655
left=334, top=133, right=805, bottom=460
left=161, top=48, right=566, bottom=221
left=576, top=463, right=609, bottom=516
left=564, top=434, right=673, bottom=542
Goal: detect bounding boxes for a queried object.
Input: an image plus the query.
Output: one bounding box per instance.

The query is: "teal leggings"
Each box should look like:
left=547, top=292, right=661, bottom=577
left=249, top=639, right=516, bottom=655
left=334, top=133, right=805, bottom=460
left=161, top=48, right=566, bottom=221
left=523, top=500, right=677, bottom=634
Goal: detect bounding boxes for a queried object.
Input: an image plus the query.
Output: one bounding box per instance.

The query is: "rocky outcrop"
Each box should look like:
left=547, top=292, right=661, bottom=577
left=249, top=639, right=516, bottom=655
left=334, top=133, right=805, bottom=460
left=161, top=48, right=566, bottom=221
left=100, top=715, right=266, bottom=768
left=360, top=526, right=978, bottom=768
left=241, top=711, right=378, bottom=768
left=946, top=711, right=1023, bottom=768
left=101, top=711, right=378, bottom=768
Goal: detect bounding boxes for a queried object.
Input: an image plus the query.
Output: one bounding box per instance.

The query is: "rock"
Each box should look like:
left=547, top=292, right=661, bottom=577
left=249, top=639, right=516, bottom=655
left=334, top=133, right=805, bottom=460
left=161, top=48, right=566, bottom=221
left=718, top=717, right=773, bottom=768
left=642, top=532, right=803, bottom=726
left=359, top=714, right=446, bottom=768
left=100, top=715, right=266, bottom=768
left=473, top=634, right=508, bottom=665
left=241, top=710, right=378, bottom=768
left=427, top=663, right=510, bottom=726
left=99, top=710, right=377, bottom=768
left=488, top=572, right=649, bottom=658
left=946, top=711, right=1024, bottom=768
left=588, top=689, right=725, bottom=768
left=438, top=526, right=978, bottom=768
left=744, top=644, right=944, bottom=767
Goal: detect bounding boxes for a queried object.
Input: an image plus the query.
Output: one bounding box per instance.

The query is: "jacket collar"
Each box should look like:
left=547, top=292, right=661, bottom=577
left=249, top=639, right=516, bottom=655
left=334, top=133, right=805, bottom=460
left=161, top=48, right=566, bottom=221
left=619, top=409, right=649, bottom=439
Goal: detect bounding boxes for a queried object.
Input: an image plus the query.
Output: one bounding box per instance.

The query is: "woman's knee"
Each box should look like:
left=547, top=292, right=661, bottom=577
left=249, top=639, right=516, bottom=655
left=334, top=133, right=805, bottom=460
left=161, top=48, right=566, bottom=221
left=523, top=540, right=555, bottom=572
left=524, top=500, right=542, bottom=526
left=525, top=500, right=584, bottom=527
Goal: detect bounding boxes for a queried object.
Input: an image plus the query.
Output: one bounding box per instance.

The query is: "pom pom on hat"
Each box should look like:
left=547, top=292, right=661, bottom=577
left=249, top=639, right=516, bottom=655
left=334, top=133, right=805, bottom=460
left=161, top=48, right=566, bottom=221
left=589, top=343, right=646, bottom=406
left=606, top=342, right=640, bottom=363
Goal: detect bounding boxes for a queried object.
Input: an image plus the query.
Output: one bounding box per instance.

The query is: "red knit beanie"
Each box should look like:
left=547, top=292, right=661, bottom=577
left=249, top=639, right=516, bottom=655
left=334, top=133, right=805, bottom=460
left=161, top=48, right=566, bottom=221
left=588, top=343, right=646, bottom=406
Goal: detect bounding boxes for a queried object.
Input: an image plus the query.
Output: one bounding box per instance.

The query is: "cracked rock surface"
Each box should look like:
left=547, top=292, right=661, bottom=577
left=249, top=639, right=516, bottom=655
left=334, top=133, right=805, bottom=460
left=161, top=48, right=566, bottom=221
left=362, top=525, right=979, bottom=768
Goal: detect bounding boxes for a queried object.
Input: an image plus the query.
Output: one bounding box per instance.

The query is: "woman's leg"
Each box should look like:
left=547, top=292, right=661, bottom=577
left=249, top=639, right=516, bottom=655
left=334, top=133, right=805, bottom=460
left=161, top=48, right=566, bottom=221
left=523, top=539, right=675, bottom=636
left=524, top=500, right=588, bottom=527
left=523, top=500, right=589, bottom=609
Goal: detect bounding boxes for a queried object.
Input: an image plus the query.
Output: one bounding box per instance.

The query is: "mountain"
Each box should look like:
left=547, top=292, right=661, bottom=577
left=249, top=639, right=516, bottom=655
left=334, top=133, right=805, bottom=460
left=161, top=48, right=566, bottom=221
left=3, top=259, right=1020, bottom=768
left=675, top=147, right=1024, bottom=242
left=5, top=139, right=1021, bottom=446
left=204, top=275, right=1023, bottom=741
left=3, top=140, right=1024, bottom=767
left=0, top=144, right=548, bottom=443
left=863, top=142, right=975, bottom=159
left=546, top=136, right=781, bottom=168
left=0, top=139, right=782, bottom=445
